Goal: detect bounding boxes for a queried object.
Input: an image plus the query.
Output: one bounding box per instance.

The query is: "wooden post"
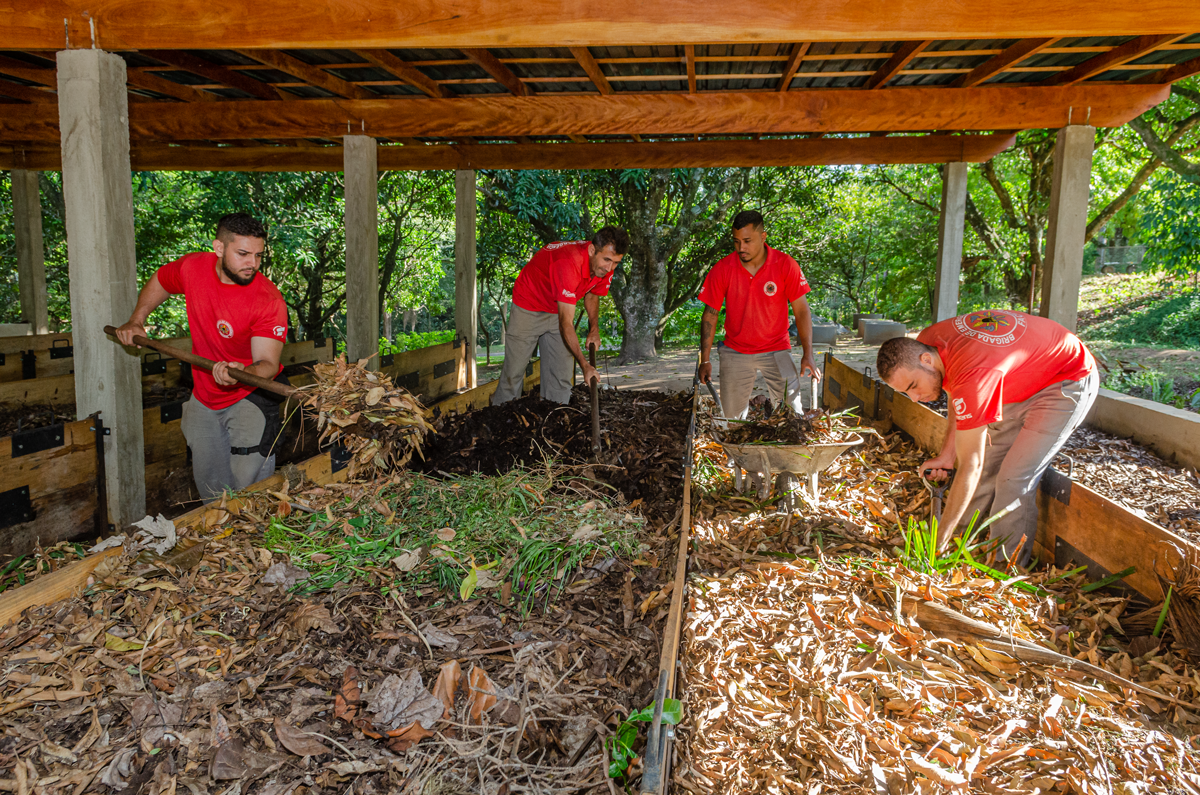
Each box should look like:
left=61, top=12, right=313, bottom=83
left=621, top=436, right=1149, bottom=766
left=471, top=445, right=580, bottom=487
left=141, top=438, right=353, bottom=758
left=1040, top=125, right=1095, bottom=332
left=56, top=49, right=146, bottom=527
left=455, top=169, right=478, bottom=389
left=933, top=161, right=968, bottom=323
left=10, top=170, right=49, bottom=334
left=344, top=135, right=379, bottom=362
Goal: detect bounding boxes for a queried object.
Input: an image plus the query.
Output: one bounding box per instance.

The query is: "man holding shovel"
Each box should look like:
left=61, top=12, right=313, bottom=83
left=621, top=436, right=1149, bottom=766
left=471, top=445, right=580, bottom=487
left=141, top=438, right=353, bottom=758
left=115, top=213, right=288, bottom=502
left=876, top=310, right=1099, bottom=567
left=697, top=210, right=821, bottom=419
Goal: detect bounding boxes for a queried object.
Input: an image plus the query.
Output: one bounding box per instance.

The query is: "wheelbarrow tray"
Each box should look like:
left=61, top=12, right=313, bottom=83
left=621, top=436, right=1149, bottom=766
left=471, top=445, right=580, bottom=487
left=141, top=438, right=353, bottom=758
left=718, top=434, right=864, bottom=476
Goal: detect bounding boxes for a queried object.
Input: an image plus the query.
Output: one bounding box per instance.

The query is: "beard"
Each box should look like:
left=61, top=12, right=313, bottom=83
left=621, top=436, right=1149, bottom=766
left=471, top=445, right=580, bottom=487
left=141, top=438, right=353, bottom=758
left=221, top=258, right=257, bottom=286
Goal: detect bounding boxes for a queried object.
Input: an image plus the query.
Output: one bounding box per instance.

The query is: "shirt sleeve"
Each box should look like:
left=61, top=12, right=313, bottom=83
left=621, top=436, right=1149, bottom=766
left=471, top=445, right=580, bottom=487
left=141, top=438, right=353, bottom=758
left=551, top=255, right=581, bottom=306
left=783, top=259, right=811, bottom=302
left=250, top=294, right=289, bottom=342
left=951, top=367, right=1005, bottom=430
left=697, top=264, right=727, bottom=312
left=155, top=258, right=186, bottom=294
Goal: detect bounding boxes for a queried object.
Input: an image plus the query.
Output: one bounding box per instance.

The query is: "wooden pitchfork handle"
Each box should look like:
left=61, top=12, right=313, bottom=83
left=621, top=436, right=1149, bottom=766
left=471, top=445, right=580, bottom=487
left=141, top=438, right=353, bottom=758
left=104, top=325, right=298, bottom=399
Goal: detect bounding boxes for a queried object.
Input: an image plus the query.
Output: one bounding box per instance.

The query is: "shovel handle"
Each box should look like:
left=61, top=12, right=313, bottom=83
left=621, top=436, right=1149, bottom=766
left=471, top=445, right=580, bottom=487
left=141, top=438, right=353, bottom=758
left=104, top=325, right=297, bottom=399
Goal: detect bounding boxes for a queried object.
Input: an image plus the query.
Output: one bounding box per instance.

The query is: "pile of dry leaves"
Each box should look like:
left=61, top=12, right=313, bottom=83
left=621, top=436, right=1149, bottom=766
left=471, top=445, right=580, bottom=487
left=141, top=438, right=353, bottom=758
left=300, top=357, right=432, bottom=479
left=721, top=403, right=859, bottom=447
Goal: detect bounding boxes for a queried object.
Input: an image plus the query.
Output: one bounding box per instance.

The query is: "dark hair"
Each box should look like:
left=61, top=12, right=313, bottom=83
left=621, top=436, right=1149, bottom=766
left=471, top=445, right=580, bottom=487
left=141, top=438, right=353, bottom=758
left=731, top=210, right=764, bottom=231
left=216, top=213, right=268, bottom=241
left=876, top=337, right=937, bottom=381
left=591, top=225, right=630, bottom=256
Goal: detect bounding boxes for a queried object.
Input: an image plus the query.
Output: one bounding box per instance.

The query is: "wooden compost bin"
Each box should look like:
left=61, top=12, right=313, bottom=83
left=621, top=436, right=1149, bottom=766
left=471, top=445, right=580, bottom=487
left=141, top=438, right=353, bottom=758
left=821, top=352, right=1195, bottom=602
left=0, top=338, right=480, bottom=560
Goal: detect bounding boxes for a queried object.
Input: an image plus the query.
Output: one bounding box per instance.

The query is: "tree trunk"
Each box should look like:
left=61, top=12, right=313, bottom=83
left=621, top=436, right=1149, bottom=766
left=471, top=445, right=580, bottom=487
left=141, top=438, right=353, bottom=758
left=618, top=287, right=663, bottom=362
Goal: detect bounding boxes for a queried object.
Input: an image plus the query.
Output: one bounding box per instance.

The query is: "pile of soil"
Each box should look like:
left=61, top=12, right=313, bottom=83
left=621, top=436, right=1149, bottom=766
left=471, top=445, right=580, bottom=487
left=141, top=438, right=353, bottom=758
left=416, top=386, right=691, bottom=523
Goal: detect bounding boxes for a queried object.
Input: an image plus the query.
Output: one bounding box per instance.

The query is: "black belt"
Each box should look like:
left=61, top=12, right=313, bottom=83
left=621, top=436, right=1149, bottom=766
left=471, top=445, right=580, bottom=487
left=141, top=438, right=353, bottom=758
left=231, top=445, right=262, bottom=456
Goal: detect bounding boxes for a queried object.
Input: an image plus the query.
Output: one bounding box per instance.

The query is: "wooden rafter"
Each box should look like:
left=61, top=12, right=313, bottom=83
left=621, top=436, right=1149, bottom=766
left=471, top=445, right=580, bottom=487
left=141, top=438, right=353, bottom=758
left=125, top=69, right=216, bottom=102
left=141, top=51, right=281, bottom=100
left=685, top=45, right=697, bottom=94
left=0, top=84, right=1168, bottom=143
left=1138, top=53, right=1200, bottom=83
left=953, top=37, right=1058, bottom=87
left=0, top=133, right=1017, bottom=172
left=864, top=40, right=932, bottom=89
left=777, top=42, right=811, bottom=91
left=352, top=50, right=450, bottom=98
left=234, top=50, right=374, bottom=99
left=569, top=47, right=613, bottom=95
left=1044, top=34, right=1187, bottom=85
left=0, top=78, right=53, bottom=104
left=461, top=48, right=530, bottom=96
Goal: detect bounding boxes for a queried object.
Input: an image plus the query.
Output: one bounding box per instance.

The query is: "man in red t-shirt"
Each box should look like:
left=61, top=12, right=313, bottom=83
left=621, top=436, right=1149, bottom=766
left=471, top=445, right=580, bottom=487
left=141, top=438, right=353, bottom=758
left=492, top=226, right=629, bottom=405
left=877, top=310, right=1099, bottom=566
left=115, top=214, right=289, bottom=502
left=698, top=210, right=820, bottom=419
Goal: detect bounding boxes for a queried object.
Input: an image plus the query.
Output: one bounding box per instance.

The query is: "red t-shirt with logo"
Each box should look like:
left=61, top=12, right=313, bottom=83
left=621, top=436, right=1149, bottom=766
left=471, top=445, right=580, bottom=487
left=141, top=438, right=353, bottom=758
left=917, top=310, right=1095, bottom=431
left=697, top=247, right=810, bottom=354
left=156, top=252, right=288, bottom=410
left=510, top=241, right=614, bottom=314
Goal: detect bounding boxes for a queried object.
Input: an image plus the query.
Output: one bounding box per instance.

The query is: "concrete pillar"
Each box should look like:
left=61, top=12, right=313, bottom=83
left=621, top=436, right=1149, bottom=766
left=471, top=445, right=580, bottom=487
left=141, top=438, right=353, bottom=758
left=11, top=170, right=49, bottom=334
left=933, top=161, right=968, bottom=323
left=1040, top=125, right=1095, bottom=333
left=56, top=49, right=145, bottom=527
left=455, top=169, right=478, bottom=389
left=343, top=135, right=379, bottom=362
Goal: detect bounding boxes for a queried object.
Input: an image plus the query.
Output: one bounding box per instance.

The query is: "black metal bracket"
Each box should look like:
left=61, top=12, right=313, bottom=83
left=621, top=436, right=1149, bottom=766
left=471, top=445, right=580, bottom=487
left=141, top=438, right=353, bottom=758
left=160, top=399, right=186, bottom=424
left=179, top=362, right=193, bottom=388
left=11, top=423, right=65, bottom=457
left=453, top=336, right=464, bottom=349
left=433, top=359, right=456, bottom=379
left=0, top=353, right=5, bottom=367
left=330, top=443, right=352, bottom=473
left=0, top=486, right=34, bottom=529
left=21, top=350, right=35, bottom=380
left=141, top=352, right=167, bottom=375
left=313, top=337, right=328, bottom=348
left=379, top=353, right=394, bottom=368
left=396, top=371, right=420, bottom=391
left=49, top=339, right=74, bottom=359
left=1041, top=466, right=1072, bottom=505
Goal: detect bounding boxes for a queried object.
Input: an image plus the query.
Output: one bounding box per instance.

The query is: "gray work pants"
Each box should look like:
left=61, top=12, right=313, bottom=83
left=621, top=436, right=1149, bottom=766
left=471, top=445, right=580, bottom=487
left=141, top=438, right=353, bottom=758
left=717, top=346, right=806, bottom=420
left=492, top=305, right=576, bottom=405
left=181, top=395, right=276, bottom=503
left=961, top=369, right=1099, bottom=567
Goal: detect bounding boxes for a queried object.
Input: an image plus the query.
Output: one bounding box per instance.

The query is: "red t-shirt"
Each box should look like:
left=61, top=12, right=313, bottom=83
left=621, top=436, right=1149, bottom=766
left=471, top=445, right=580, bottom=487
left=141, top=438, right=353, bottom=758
left=510, top=241, right=614, bottom=314
left=917, top=310, right=1095, bottom=431
left=156, top=252, right=288, bottom=410
left=697, top=247, right=810, bottom=354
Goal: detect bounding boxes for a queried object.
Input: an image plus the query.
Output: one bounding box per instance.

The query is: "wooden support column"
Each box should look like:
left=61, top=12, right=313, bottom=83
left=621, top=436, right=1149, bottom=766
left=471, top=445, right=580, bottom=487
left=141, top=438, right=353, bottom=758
left=56, top=49, right=145, bottom=527
left=933, top=161, right=968, bottom=323
left=10, top=169, right=49, bottom=334
left=343, top=135, right=379, bottom=362
left=455, top=169, right=477, bottom=390
left=1040, top=125, right=1095, bottom=332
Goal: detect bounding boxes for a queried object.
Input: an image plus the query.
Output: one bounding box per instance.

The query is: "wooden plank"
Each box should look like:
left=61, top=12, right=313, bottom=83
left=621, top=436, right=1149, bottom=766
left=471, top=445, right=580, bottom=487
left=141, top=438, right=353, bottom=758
left=568, top=47, right=613, bottom=95
left=0, top=373, right=76, bottom=408
left=953, top=37, right=1058, bottom=87
left=0, top=418, right=96, bottom=498
left=1085, top=387, right=1200, bottom=473
left=685, top=44, right=697, bottom=94
left=431, top=360, right=540, bottom=417
left=0, top=545, right=122, bottom=629
left=234, top=49, right=374, bottom=99
left=125, top=68, right=216, bottom=102
left=353, top=50, right=450, bottom=98
left=0, top=78, right=54, bottom=104
left=140, top=50, right=283, bottom=100
left=1044, top=34, right=1186, bottom=85
left=380, top=339, right=466, bottom=403
left=7, top=3, right=1200, bottom=50
left=864, top=40, right=932, bottom=89
left=776, top=42, right=811, bottom=91
left=1, top=133, right=1020, bottom=172
left=1138, top=53, right=1200, bottom=84
left=461, top=48, right=530, bottom=96
left=0, top=481, right=99, bottom=565
left=0, top=84, right=1167, bottom=145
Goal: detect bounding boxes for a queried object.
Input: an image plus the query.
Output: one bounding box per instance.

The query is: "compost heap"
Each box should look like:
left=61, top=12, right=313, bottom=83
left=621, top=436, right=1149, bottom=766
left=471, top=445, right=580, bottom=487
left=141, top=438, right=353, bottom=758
left=417, top=385, right=691, bottom=523
left=677, top=402, right=1200, bottom=794
left=721, top=400, right=859, bottom=446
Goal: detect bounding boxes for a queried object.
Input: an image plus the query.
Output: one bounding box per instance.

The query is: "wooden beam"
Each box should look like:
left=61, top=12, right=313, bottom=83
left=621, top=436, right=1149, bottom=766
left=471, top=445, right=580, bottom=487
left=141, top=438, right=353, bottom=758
left=1138, top=53, right=1200, bottom=83
left=0, top=85, right=1169, bottom=144
left=9, top=3, right=1200, bottom=50
left=777, top=42, right=811, bottom=91
left=569, top=47, right=613, bottom=95
left=141, top=50, right=282, bottom=100
left=685, top=44, right=697, bottom=94
left=1044, top=33, right=1187, bottom=85
left=353, top=49, right=449, bottom=98
left=125, top=68, right=216, bottom=102
left=2, top=133, right=1016, bottom=172
left=235, top=49, right=374, bottom=99
left=864, top=40, right=932, bottom=89
left=0, top=78, right=54, bottom=103
left=953, top=37, right=1058, bottom=87
left=461, top=48, right=529, bottom=96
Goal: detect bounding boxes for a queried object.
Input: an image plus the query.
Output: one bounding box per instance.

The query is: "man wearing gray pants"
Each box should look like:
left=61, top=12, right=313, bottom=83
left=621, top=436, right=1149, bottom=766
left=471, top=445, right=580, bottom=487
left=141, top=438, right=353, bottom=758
left=698, top=210, right=821, bottom=419
left=877, top=310, right=1099, bottom=567
left=492, top=227, right=629, bottom=405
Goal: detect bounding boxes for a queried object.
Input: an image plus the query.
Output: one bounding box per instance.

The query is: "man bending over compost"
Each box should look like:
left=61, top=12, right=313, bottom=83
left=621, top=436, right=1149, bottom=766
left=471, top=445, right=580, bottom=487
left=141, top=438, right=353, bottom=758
left=697, top=210, right=821, bottom=419
left=491, top=226, right=629, bottom=405
left=876, top=311, right=1099, bottom=567
left=115, top=213, right=289, bottom=502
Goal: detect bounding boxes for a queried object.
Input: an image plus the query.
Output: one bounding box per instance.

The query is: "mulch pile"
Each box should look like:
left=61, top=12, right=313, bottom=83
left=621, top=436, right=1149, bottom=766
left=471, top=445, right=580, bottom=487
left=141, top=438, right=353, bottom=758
left=416, top=386, right=691, bottom=523
left=0, top=388, right=193, bottom=437
left=721, top=403, right=859, bottom=446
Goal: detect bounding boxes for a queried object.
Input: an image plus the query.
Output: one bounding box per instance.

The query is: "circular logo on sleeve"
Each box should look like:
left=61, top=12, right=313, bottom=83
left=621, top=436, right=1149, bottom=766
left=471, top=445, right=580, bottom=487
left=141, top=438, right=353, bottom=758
left=216, top=319, right=234, bottom=339
left=273, top=325, right=286, bottom=338
left=954, top=310, right=1027, bottom=346
left=763, top=281, right=778, bottom=296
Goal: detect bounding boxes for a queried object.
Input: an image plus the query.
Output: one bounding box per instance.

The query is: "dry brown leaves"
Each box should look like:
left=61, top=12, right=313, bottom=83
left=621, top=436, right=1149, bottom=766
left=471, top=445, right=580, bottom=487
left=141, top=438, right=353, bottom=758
left=722, top=403, right=859, bottom=446
left=300, top=355, right=432, bottom=478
